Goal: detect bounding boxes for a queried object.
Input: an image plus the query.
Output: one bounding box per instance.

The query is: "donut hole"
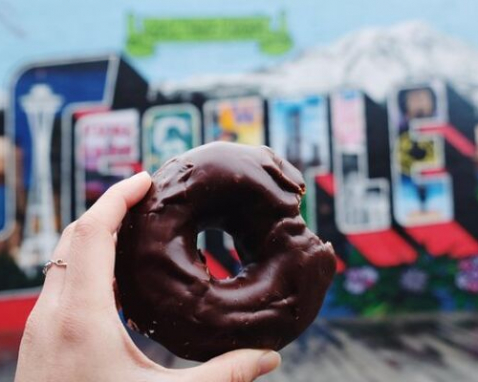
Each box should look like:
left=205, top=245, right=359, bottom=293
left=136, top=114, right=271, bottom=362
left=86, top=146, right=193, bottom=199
left=197, top=229, right=243, bottom=279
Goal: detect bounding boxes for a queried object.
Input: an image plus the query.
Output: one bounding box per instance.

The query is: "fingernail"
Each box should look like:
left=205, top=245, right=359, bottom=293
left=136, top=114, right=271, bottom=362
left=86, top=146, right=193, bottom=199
left=258, top=351, right=281, bottom=376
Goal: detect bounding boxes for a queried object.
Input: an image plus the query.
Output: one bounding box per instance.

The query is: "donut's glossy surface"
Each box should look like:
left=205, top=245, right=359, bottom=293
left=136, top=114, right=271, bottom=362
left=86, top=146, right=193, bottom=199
left=115, top=142, right=336, bottom=361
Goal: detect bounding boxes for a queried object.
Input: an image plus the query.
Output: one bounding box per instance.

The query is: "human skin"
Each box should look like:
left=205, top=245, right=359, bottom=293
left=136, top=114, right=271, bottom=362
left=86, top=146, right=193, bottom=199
left=14, top=172, right=281, bottom=382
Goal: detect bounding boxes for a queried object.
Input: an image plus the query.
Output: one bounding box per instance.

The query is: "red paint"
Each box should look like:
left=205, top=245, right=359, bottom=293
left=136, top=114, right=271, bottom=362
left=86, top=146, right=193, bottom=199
left=0, top=291, right=39, bottom=354
left=406, top=221, right=478, bottom=258
left=73, top=106, right=110, bottom=119
left=420, top=168, right=446, bottom=176
left=203, top=250, right=232, bottom=279
left=315, top=173, right=335, bottom=196
left=335, top=256, right=346, bottom=273
left=0, top=332, right=23, bottom=355
left=347, top=229, right=417, bottom=267
left=313, top=174, right=418, bottom=267
left=419, top=123, right=476, bottom=158
left=0, top=292, right=38, bottom=333
left=109, top=162, right=143, bottom=173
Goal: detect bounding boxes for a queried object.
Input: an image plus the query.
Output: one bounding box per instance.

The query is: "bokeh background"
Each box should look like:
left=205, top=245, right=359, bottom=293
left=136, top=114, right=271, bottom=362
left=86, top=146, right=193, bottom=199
left=1, top=0, right=478, bottom=380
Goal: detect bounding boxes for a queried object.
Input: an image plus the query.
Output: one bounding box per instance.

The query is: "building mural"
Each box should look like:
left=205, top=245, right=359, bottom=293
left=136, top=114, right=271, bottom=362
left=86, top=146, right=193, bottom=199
left=142, top=104, right=200, bottom=173
left=0, top=1, right=478, bottom=322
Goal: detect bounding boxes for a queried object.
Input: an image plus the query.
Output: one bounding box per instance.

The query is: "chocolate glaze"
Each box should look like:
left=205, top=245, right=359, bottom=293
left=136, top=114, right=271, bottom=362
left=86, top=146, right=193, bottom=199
left=115, top=142, right=336, bottom=361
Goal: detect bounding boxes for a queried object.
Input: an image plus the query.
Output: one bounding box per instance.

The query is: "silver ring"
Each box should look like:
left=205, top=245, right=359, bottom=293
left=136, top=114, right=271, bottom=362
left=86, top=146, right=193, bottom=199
left=43, top=259, right=68, bottom=276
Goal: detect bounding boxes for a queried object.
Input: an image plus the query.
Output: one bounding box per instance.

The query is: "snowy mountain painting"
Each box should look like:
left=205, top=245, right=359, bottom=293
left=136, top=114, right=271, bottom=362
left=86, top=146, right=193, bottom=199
left=157, top=21, right=478, bottom=107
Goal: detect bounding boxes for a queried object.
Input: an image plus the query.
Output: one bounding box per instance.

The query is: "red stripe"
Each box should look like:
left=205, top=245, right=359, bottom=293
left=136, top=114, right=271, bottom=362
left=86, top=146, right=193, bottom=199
left=109, top=162, right=144, bottom=173
left=0, top=293, right=38, bottom=332
left=335, top=256, right=346, bottom=273
left=73, top=106, right=110, bottom=119
left=420, top=168, right=446, bottom=176
left=419, top=124, right=476, bottom=158
left=203, top=250, right=232, bottom=279
left=406, top=221, right=478, bottom=258
left=347, top=229, right=417, bottom=267
left=315, top=173, right=335, bottom=196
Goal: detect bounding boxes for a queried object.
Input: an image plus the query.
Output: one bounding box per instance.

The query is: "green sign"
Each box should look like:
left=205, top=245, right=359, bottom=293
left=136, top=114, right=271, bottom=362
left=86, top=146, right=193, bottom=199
left=126, top=12, right=293, bottom=57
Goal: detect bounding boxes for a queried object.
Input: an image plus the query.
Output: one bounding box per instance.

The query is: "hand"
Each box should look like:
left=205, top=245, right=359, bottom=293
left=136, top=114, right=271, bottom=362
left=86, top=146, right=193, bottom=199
left=15, top=172, right=281, bottom=382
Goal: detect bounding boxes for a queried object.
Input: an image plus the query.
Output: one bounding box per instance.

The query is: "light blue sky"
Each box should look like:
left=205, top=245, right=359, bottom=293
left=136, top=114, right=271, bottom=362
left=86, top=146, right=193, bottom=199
left=1, top=0, right=477, bottom=90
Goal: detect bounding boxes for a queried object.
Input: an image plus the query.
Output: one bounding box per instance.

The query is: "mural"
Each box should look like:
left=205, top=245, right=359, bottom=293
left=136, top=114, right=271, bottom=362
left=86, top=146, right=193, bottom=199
left=142, top=104, right=200, bottom=173
left=75, top=109, right=141, bottom=215
left=269, top=95, right=329, bottom=174
left=0, top=1, right=478, bottom=322
left=204, top=97, right=264, bottom=144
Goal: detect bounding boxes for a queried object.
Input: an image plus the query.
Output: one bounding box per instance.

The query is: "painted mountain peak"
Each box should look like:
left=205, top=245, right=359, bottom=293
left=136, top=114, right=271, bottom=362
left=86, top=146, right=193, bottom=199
left=157, top=20, right=478, bottom=106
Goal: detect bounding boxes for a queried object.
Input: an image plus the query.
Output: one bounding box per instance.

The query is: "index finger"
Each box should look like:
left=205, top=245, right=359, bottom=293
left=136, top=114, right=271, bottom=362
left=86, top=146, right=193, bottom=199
left=83, top=171, right=152, bottom=235
left=63, top=171, right=152, bottom=304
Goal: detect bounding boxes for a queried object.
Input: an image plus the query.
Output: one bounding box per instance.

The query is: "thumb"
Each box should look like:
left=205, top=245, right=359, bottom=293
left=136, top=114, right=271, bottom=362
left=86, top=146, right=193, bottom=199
left=194, top=349, right=281, bottom=382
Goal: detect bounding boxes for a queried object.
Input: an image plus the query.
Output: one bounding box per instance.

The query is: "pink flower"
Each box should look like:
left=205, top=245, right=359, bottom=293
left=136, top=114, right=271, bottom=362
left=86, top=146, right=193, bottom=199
left=344, top=266, right=379, bottom=295
left=456, top=257, right=478, bottom=293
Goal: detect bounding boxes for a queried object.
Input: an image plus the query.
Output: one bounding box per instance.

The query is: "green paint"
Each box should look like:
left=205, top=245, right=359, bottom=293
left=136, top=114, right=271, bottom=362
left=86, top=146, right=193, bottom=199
left=300, top=193, right=308, bottom=223
left=126, top=12, right=293, bottom=57
left=331, top=250, right=478, bottom=316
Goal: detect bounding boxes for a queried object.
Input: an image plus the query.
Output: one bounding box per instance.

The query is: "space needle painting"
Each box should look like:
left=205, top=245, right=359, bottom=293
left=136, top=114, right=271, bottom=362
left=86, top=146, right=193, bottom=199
left=18, top=84, right=62, bottom=271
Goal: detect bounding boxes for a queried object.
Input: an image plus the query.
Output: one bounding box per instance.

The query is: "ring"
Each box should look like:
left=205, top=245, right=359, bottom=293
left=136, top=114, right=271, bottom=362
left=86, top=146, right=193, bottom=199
left=43, top=259, right=67, bottom=276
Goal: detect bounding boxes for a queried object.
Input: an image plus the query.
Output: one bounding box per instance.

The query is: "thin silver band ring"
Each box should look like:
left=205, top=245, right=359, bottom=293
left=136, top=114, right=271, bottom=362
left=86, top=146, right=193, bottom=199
left=43, top=259, right=67, bottom=276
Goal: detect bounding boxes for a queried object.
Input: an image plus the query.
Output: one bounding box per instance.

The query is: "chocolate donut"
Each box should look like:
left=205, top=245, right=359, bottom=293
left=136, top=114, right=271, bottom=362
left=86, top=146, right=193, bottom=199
left=115, top=142, right=336, bottom=361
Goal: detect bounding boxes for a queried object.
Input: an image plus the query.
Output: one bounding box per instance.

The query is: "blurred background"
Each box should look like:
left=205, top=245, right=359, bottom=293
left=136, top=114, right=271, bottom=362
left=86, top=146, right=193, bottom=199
left=1, top=0, right=478, bottom=380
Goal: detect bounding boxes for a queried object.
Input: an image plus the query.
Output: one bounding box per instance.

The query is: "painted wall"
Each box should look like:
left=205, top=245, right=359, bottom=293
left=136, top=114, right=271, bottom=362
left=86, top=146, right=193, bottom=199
left=0, top=1, right=478, bottom=322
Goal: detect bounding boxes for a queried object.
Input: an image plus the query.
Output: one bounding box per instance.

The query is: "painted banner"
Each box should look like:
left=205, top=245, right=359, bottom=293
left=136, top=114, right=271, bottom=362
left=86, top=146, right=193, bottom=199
left=127, top=13, right=293, bottom=57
